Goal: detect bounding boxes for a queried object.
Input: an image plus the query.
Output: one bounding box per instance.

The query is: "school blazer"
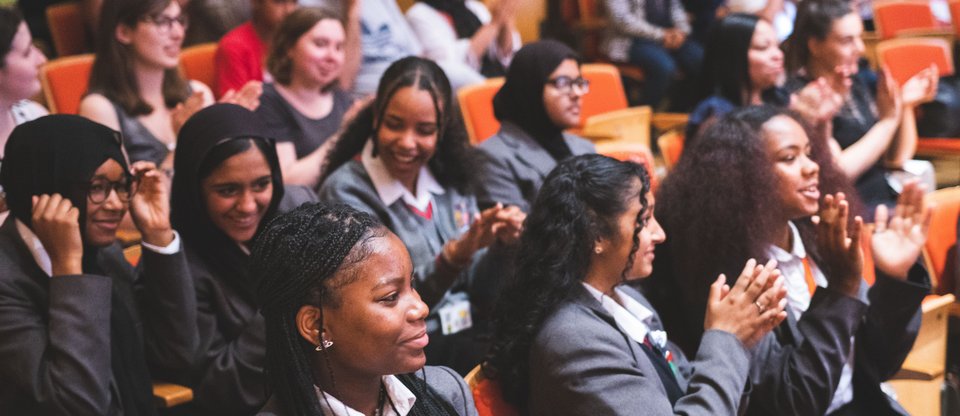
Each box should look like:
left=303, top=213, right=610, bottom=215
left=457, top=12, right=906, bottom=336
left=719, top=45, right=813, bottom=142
left=476, top=122, right=595, bottom=212
left=528, top=285, right=750, bottom=416
left=0, top=218, right=196, bottom=415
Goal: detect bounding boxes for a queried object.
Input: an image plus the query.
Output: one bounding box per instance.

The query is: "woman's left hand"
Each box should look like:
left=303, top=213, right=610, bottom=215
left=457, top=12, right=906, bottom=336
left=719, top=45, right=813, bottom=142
left=491, top=204, right=525, bottom=245
left=871, top=180, right=932, bottom=280
left=129, top=161, right=174, bottom=247
left=219, top=80, right=262, bottom=112
left=901, top=64, right=939, bottom=108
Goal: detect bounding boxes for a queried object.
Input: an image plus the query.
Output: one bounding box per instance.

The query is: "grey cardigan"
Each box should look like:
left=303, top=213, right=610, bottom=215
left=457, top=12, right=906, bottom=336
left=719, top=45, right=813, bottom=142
left=256, top=365, right=478, bottom=415
left=476, top=122, right=595, bottom=212
left=528, top=284, right=750, bottom=415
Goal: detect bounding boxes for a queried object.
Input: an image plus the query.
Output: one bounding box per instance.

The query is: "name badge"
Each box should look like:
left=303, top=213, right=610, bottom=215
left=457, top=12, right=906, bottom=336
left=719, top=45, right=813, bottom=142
left=438, top=298, right=472, bottom=335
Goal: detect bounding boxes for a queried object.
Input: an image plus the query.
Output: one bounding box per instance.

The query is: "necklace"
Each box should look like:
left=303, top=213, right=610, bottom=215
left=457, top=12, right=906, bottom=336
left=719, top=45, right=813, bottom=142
left=375, top=381, right=386, bottom=416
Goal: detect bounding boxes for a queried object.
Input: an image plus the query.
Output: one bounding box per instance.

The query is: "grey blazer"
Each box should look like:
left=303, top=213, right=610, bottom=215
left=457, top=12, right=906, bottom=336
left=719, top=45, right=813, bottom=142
left=256, top=366, right=478, bottom=415
left=746, top=267, right=927, bottom=415
left=528, top=285, right=750, bottom=416
left=476, top=122, right=595, bottom=212
left=0, top=218, right=197, bottom=415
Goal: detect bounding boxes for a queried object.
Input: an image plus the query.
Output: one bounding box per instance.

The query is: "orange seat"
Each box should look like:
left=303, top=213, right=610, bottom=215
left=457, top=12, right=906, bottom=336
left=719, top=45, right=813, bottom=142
left=457, top=78, right=505, bottom=144
left=464, top=366, right=519, bottom=416
left=656, top=130, right=684, bottom=170
left=922, top=187, right=960, bottom=294
left=46, top=1, right=91, bottom=57
left=951, top=1, right=960, bottom=37
left=40, top=54, right=94, bottom=114
left=596, top=142, right=657, bottom=191
left=579, top=63, right=629, bottom=128
left=875, top=37, right=955, bottom=86
left=179, top=43, right=218, bottom=94
left=873, top=1, right=940, bottom=39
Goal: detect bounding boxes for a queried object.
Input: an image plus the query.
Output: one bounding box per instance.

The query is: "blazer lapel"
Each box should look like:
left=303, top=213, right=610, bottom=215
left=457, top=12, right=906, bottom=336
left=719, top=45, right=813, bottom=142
left=499, top=123, right=559, bottom=179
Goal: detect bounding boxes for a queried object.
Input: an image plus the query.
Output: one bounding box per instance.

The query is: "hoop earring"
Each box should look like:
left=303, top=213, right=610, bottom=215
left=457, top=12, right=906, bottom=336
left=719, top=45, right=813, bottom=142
left=315, top=337, right=333, bottom=351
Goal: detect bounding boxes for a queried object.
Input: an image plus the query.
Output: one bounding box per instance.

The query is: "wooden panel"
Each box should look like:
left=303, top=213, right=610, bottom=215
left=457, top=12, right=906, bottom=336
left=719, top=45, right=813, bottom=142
left=152, top=381, right=193, bottom=408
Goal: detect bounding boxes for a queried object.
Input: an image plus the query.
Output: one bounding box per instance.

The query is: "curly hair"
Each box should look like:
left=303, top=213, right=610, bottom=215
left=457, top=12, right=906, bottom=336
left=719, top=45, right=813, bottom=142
left=318, top=56, right=478, bottom=192
left=483, top=154, right=652, bottom=410
left=647, top=105, right=859, bottom=354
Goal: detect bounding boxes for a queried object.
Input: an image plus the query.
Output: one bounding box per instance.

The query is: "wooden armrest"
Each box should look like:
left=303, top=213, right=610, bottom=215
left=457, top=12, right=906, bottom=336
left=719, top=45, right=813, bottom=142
left=922, top=293, right=955, bottom=312
left=894, top=364, right=944, bottom=380
left=152, top=381, right=193, bottom=408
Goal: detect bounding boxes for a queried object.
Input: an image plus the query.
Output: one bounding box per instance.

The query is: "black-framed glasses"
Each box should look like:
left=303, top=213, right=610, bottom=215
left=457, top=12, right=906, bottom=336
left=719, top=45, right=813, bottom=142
left=144, top=14, right=189, bottom=34
left=82, top=177, right=140, bottom=204
left=545, top=76, right=590, bottom=95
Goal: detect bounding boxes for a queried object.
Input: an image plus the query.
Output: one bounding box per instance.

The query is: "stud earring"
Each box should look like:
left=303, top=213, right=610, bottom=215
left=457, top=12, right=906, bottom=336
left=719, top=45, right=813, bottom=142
left=315, top=338, right=333, bottom=351
left=595, top=247, right=602, bottom=254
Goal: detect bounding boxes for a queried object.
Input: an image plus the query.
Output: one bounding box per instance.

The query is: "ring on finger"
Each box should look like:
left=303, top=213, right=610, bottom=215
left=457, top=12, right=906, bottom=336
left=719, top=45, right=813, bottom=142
left=754, top=301, right=765, bottom=314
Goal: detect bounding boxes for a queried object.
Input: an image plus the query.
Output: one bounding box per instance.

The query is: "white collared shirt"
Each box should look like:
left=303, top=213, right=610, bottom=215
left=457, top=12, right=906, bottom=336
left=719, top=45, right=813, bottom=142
left=581, top=283, right=657, bottom=346
left=16, top=219, right=181, bottom=277
left=768, top=221, right=853, bottom=413
left=361, top=140, right=445, bottom=212
left=315, top=375, right=417, bottom=416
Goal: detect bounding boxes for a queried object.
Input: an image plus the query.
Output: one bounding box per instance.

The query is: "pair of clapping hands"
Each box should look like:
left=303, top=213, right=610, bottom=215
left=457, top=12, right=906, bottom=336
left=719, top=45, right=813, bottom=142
left=441, top=203, right=525, bottom=268
left=704, top=181, right=931, bottom=349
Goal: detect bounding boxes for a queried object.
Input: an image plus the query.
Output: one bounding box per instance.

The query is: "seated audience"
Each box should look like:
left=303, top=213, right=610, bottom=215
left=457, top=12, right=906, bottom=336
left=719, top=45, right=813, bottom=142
left=0, top=7, right=48, bottom=220
left=318, top=57, right=524, bottom=374
left=215, top=0, right=297, bottom=97
left=652, top=105, right=931, bottom=415
left=484, top=153, right=787, bottom=415
left=169, top=104, right=317, bottom=414
left=258, top=7, right=355, bottom=187
left=0, top=115, right=196, bottom=414
left=476, top=40, right=594, bottom=212
left=603, top=0, right=703, bottom=110
left=349, top=0, right=423, bottom=96
left=405, top=0, right=521, bottom=89
left=80, top=0, right=260, bottom=169
left=252, top=202, right=478, bottom=415
left=688, top=13, right=842, bottom=141
left=784, top=0, right=938, bottom=215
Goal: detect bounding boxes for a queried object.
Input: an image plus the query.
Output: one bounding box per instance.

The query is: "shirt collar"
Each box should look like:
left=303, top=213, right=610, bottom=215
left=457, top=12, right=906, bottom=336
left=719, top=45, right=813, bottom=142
left=768, top=221, right=807, bottom=263
left=315, top=375, right=417, bottom=416
left=16, top=219, right=51, bottom=277
left=361, top=139, right=444, bottom=211
left=581, top=283, right=655, bottom=344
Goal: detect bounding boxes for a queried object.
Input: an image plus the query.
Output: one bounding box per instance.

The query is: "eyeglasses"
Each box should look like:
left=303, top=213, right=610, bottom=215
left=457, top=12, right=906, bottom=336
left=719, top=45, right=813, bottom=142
left=83, top=177, right=140, bottom=204
left=545, top=76, right=590, bottom=95
left=144, top=14, right=189, bottom=34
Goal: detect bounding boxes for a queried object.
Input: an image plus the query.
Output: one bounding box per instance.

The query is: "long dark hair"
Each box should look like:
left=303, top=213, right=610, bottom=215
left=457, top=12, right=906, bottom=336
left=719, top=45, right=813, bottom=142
left=319, top=56, right=477, bottom=192
left=697, top=13, right=761, bottom=106
left=784, top=0, right=854, bottom=73
left=89, top=0, right=190, bottom=116
left=484, top=154, right=652, bottom=409
left=648, top=105, right=858, bottom=354
left=0, top=7, right=22, bottom=65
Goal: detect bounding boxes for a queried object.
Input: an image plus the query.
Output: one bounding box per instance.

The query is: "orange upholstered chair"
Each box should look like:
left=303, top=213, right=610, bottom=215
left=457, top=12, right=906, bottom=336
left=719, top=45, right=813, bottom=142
left=46, top=1, right=91, bottom=57
left=873, top=1, right=940, bottom=39
left=596, top=141, right=657, bottom=191
left=579, top=63, right=629, bottom=128
left=922, top=187, right=960, bottom=294
left=179, top=43, right=218, bottom=95
left=465, top=366, right=519, bottom=416
left=40, top=54, right=94, bottom=114
left=875, top=37, right=954, bottom=86
left=657, top=130, right=684, bottom=171
left=458, top=78, right=505, bottom=144
left=951, top=0, right=960, bottom=36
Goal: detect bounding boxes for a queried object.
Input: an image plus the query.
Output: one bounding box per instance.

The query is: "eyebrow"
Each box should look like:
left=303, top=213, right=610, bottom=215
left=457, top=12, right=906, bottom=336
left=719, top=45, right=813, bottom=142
left=372, top=276, right=405, bottom=290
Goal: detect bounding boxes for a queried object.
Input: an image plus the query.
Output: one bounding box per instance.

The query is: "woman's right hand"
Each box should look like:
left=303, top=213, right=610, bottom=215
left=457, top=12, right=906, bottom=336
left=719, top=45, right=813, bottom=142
left=31, top=194, right=83, bottom=276
left=813, top=192, right=863, bottom=297
left=704, top=259, right=787, bottom=349
left=443, top=204, right=513, bottom=267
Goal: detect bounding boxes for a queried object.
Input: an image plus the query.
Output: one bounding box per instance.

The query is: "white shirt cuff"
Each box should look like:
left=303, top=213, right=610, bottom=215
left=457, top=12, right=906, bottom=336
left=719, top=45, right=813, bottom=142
left=140, top=230, right=181, bottom=255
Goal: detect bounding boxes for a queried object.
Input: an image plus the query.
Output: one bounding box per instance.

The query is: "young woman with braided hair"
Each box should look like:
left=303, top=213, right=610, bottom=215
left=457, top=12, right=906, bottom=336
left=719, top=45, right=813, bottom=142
left=253, top=202, right=477, bottom=416
left=483, top=154, right=788, bottom=415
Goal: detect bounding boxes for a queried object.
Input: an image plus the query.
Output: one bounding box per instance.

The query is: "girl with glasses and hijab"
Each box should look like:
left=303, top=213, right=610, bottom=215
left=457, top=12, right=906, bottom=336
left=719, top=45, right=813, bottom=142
left=167, top=103, right=317, bottom=415
left=0, top=115, right=197, bottom=415
left=475, top=40, right=595, bottom=213
left=253, top=202, right=477, bottom=416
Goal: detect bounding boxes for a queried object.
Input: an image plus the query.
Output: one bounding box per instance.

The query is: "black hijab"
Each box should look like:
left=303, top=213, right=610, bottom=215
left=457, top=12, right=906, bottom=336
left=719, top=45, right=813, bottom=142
left=0, top=114, right=156, bottom=416
left=493, top=40, right=580, bottom=161
left=171, top=103, right=284, bottom=300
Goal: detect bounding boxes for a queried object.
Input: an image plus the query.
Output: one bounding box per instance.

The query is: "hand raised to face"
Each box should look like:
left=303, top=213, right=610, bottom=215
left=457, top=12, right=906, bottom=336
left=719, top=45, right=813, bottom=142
left=129, top=161, right=175, bottom=247
left=31, top=194, right=83, bottom=276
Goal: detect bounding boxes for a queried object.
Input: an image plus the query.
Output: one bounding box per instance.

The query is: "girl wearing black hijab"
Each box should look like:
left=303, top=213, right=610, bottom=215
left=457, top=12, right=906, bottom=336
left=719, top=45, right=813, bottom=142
left=169, top=103, right=317, bottom=415
left=475, top=40, right=596, bottom=212
left=405, top=0, right=520, bottom=89
left=0, top=115, right=196, bottom=415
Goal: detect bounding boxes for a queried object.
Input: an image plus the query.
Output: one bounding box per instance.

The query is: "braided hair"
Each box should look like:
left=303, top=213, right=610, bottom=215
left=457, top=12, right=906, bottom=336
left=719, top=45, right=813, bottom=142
left=483, top=154, right=651, bottom=409
left=253, top=203, right=463, bottom=416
